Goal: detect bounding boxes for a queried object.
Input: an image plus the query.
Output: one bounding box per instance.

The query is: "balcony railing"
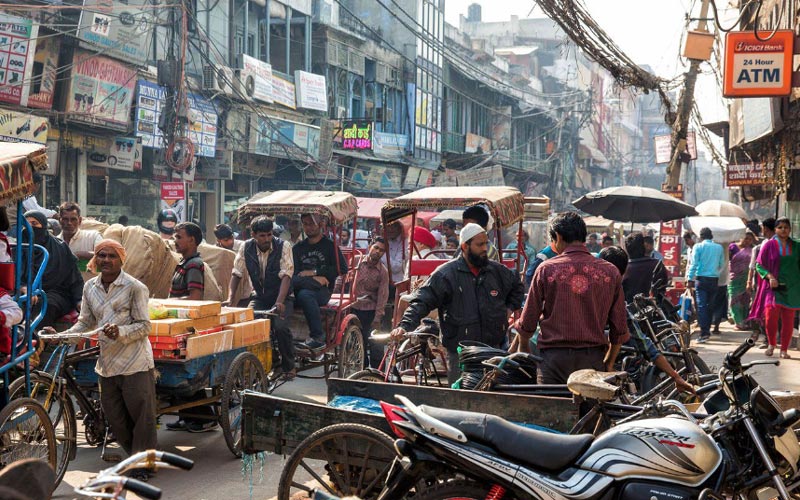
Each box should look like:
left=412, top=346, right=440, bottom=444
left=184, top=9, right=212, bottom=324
left=443, top=132, right=465, bottom=154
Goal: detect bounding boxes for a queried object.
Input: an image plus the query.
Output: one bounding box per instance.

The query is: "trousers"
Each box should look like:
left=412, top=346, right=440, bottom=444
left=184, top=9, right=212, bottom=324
left=694, top=277, right=719, bottom=336
left=295, top=287, right=331, bottom=342
left=99, top=369, right=157, bottom=455
left=249, top=295, right=295, bottom=372
left=765, top=303, right=795, bottom=352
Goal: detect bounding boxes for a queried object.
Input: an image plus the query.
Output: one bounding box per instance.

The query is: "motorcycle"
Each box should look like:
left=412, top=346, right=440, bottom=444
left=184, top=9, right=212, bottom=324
left=376, top=338, right=800, bottom=500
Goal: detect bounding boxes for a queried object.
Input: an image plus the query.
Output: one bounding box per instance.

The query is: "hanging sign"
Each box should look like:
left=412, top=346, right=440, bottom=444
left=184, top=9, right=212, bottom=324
left=0, top=16, right=39, bottom=106
left=27, top=37, right=60, bottom=110
left=654, top=131, right=697, bottom=164
left=77, top=0, right=153, bottom=66
left=294, top=70, right=327, bottom=111
left=238, top=54, right=273, bottom=104
left=271, top=74, right=296, bottom=109
left=87, top=136, right=142, bottom=171
left=341, top=120, right=373, bottom=150
left=66, top=49, right=136, bottom=131
left=659, top=220, right=682, bottom=278
left=726, top=163, right=765, bottom=186
left=723, top=30, right=793, bottom=97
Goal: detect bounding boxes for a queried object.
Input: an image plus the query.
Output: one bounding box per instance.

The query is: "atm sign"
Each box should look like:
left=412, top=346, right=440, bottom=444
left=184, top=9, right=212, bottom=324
left=723, top=30, right=793, bottom=97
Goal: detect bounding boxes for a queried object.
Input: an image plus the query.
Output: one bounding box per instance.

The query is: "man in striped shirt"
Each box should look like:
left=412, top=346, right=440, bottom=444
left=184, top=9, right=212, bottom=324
left=43, top=239, right=156, bottom=472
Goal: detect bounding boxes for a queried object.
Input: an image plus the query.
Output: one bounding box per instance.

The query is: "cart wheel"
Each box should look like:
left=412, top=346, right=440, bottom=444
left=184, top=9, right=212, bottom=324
left=0, top=397, right=58, bottom=476
left=221, top=352, right=266, bottom=457
left=337, top=323, right=364, bottom=378
left=277, top=423, right=396, bottom=500
left=8, top=372, right=77, bottom=487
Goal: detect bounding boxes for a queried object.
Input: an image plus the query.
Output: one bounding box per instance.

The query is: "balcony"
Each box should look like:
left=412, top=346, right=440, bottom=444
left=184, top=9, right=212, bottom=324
left=443, top=132, right=465, bottom=154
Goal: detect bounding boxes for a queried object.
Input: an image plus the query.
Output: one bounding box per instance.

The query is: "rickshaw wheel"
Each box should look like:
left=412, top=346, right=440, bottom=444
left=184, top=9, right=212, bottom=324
left=0, top=397, right=58, bottom=476
left=8, top=371, right=77, bottom=487
left=337, top=323, right=364, bottom=378
left=277, top=423, right=396, bottom=500
left=220, top=352, right=266, bottom=457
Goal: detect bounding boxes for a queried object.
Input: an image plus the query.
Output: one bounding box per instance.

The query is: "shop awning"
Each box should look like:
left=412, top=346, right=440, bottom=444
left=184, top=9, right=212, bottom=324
left=579, top=144, right=608, bottom=164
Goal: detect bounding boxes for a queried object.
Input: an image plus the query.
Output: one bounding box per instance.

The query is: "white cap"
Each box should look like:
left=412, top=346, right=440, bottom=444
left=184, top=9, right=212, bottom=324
left=460, top=222, right=486, bottom=246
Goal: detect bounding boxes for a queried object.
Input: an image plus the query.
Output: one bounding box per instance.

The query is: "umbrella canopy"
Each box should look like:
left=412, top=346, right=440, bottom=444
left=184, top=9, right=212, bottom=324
left=684, top=216, right=746, bottom=243
left=695, top=199, right=747, bottom=219
left=573, top=186, right=698, bottom=223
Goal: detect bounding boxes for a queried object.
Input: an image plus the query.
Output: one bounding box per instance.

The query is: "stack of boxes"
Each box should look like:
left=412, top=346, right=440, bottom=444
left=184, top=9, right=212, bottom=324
left=148, top=300, right=270, bottom=360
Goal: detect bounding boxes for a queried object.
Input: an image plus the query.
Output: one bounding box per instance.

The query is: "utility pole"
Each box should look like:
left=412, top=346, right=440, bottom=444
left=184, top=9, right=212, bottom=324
left=664, top=0, right=711, bottom=191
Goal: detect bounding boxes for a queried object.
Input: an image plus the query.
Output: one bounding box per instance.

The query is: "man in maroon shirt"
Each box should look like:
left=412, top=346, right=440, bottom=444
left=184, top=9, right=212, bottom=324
left=515, top=212, right=630, bottom=384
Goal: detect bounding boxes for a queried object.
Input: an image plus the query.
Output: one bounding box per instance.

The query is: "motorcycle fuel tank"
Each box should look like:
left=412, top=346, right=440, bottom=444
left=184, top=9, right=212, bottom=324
left=577, top=417, right=721, bottom=487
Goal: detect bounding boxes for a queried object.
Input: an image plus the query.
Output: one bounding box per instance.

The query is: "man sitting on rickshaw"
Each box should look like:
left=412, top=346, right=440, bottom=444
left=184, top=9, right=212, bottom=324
left=293, top=214, right=347, bottom=349
left=391, top=223, right=525, bottom=384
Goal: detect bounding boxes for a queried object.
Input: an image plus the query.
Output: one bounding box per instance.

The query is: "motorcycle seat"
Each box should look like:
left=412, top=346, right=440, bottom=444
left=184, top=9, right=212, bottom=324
left=419, top=405, right=594, bottom=473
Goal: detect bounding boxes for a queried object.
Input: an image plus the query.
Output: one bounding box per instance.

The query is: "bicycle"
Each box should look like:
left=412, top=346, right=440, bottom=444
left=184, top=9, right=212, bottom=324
left=75, top=449, right=194, bottom=499
left=7, top=329, right=113, bottom=486
left=347, top=320, right=448, bottom=386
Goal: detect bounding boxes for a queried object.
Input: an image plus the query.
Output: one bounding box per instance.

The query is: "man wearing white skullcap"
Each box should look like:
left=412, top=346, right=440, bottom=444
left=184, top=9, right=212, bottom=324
left=391, top=222, right=524, bottom=384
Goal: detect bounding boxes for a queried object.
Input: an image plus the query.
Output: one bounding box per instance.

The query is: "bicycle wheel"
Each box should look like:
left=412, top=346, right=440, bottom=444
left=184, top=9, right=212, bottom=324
left=347, top=369, right=387, bottom=383
left=277, top=423, right=396, bottom=500
left=689, top=350, right=711, bottom=375
left=221, top=352, right=267, bottom=458
left=8, top=372, right=77, bottom=486
left=0, top=397, right=58, bottom=475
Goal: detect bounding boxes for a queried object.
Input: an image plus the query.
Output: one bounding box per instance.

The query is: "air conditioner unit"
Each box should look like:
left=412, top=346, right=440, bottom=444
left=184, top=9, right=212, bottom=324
left=202, top=65, right=237, bottom=97
left=336, top=106, right=347, bottom=119
left=236, top=69, right=256, bottom=101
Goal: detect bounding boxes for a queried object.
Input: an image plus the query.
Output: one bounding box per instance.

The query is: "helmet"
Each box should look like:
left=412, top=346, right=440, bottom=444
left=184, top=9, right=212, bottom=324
left=157, top=209, right=179, bottom=235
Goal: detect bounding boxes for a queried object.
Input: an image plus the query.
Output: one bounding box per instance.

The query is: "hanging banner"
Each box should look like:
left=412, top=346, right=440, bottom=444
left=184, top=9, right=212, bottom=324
left=654, top=132, right=698, bottom=164
left=723, top=30, right=793, bottom=98
left=373, top=131, right=408, bottom=158
left=726, top=163, right=765, bottom=186
left=67, top=49, right=136, bottom=131
left=77, top=0, right=154, bottom=66
left=238, top=53, right=273, bottom=104
left=294, top=70, right=328, bottom=112
left=0, top=110, right=49, bottom=144
left=134, top=80, right=218, bottom=157
left=659, top=220, right=682, bottom=278
left=0, top=16, right=39, bottom=106
left=87, top=136, right=142, bottom=171
left=27, top=36, right=60, bottom=110
left=272, top=74, right=296, bottom=109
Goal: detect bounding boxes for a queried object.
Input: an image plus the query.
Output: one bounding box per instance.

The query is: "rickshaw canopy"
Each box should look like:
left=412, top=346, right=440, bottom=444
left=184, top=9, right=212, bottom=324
left=238, top=190, right=358, bottom=225
left=382, top=186, right=525, bottom=228
left=0, top=142, right=48, bottom=206
left=356, top=197, right=390, bottom=220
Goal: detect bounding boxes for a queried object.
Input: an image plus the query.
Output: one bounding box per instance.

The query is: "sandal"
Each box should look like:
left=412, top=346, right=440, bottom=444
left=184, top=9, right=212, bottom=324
left=766, top=346, right=775, bottom=357
left=781, top=351, right=792, bottom=359
left=283, top=369, right=297, bottom=381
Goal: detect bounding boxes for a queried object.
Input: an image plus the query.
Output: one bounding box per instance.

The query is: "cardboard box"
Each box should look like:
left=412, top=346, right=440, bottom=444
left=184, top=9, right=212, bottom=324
left=222, top=306, right=254, bottom=323
left=234, top=319, right=270, bottom=347
left=230, top=322, right=254, bottom=348
left=185, top=329, right=233, bottom=359
left=151, top=318, right=194, bottom=336
left=191, top=315, right=221, bottom=332
left=149, top=333, right=190, bottom=350
left=154, top=299, right=222, bottom=319
left=217, top=312, right=234, bottom=326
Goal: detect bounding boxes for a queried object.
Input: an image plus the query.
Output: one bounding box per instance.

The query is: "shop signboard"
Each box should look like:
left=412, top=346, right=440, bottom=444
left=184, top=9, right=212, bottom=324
left=0, top=110, right=49, bottom=144
left=272, top=75, right=296, bottom=109
left=0, top=16, right=39, bottom=106
left=160, top=182, right=186, bottom=223
left=654, top=131, right=697, bottom=164
left=196, top=149, right=233, bottom=180
left=459, top=165, right=505, bottom=186
left=436, top=168, right=459, bottom=187
left=723, top=30, right=793, bottom=98
left=232, top=152, right=276, bottom=177
left=27, top=37, right=59, bottom=110
left=351, top=162, right=401, bottom=192
left=373, top=131, right=408, bottom=158
left=238, top=54, right=273, bottom=104
left=67, top=50, right=136, bottom=131
left=403, top=166, right=433, bottom=190
left=294, top=70, right=327, bottom=111
left=341, top=120, right=373, bottom=150
left=252, top=115, right=320, bottom=160
left=726, top=163, right=765, bottom=186
left=659, top=220, right=682, bottom=278
left=465, top=132, right=492, bottom=154
left=134, top=80, right=218, bottom=157
left=87, top=136, right=142, bottom=171
left=77, top=0, right=153, bottom=66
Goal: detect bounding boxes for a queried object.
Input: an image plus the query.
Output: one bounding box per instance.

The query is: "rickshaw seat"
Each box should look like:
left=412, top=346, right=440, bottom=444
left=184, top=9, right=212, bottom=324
left=501, top=259, right=516, bottom=269
left=324, top=293, right=353, bottom=310
left=409, top=259, right=447, bottom=277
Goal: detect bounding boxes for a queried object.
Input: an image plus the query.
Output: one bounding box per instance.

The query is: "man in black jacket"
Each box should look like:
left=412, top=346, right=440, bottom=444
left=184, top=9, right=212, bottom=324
left=227, top=216, right=295, bottom=376
left=391, top=223, right=525, bottom=384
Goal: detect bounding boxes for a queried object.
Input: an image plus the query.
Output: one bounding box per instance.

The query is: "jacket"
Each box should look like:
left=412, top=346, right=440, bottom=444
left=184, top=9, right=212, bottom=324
left=244, top=238, right=285, bottom=307
left=400, top=256, right=525, bottom=351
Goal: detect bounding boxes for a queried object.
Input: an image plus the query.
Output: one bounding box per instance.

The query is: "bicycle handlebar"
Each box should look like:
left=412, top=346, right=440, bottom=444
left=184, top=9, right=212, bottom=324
left=122, top=478, right=162, bottom=500
left=75, top=450, right=194, bottom=499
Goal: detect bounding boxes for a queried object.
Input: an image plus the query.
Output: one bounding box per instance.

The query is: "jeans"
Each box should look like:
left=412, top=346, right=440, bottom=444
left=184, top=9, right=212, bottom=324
left=249, top=296, right=295, bottom=372
left=695, top=277, right=719, bottom=336
left=295, top=287, right=331, bottom=342
left=711, top=285, right=728, bottom=328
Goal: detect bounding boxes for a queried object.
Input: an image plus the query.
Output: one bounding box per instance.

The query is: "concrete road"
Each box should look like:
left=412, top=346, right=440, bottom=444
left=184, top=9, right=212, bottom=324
left=53, top=323, right=800, bottom=500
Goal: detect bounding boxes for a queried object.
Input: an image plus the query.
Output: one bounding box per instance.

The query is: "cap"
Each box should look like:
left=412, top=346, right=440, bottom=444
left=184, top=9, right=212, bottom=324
left=460, top=222, right=486, bottom=246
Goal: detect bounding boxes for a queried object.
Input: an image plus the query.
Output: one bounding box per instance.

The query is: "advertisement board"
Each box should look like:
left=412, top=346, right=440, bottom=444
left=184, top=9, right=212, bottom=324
left=0, top=109, right=49, bottom=144
left=659, top=220, right=682, bottom=278
left=0, top=16, right=39, bottom=106
left=654, top=131, right=698, bottom=164
left=373, top=131, right=408, bottom=158
left=341, top=120, right=373, bottom=150
left=27, top=37, right=59, bottom=110
left=459, top=165, right=505, bottom=186
left=160, top=182, right=186, bottom=223
left=723, top=30, right=793, bottom=98
left=403, top=166, right=434, bottom=190
left=67, top=49, right=136, bottom=131
left=252, top=116, right=319, bottom=160
left=87, top=136, right=142, bottom=171
left=351, top=162, right=401, bottom=192
left=77, top=0, right=153, bottom=66
left=465, top=133, right=492, bottom=154
left=134, top=80, right=218, bottom=157
left=238, top=54, right=273, bottom=104
left=272, top=75, right=296, bottom=109
left=726, top=163, right=765, bottom=186
left=294, top=70, right=327, bottom=111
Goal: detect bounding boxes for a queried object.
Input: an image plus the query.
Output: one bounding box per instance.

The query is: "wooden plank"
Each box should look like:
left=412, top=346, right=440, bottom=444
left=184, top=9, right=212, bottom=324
left=326, top=378, right=578, bottom=432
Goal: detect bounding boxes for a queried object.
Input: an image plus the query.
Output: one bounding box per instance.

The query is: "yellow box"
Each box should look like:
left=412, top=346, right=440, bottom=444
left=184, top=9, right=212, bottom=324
left=151, top=318, right=194, bottom=336
left=222, top=306, right=254, bottom=323
left=217, top=312, right=234, bottom=326
left=156, top=299, right=222, bottom=318
left=237, top=319, right=270, bottom=347
left=185, top=329, right=233, bottom=359
left=191, top=315, right=221, bottom=332
left=230, top=322, right=254, bottom=348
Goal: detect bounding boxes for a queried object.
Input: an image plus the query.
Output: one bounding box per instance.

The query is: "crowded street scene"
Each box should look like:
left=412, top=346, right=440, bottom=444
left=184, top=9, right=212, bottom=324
left=4, top=0, right=800, bottom=499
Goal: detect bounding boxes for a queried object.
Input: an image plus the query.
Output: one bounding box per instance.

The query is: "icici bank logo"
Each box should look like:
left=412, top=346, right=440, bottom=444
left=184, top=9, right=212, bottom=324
left=735, top=41, right=784, bottom=52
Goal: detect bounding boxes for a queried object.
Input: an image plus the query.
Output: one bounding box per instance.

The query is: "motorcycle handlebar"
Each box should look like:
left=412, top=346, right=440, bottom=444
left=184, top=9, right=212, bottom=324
left=725, top=338, right=755, bottom=369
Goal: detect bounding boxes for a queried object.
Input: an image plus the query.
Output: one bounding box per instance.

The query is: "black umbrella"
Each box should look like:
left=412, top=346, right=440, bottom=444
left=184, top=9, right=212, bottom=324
left=572, top=186, right=697, bottom=223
